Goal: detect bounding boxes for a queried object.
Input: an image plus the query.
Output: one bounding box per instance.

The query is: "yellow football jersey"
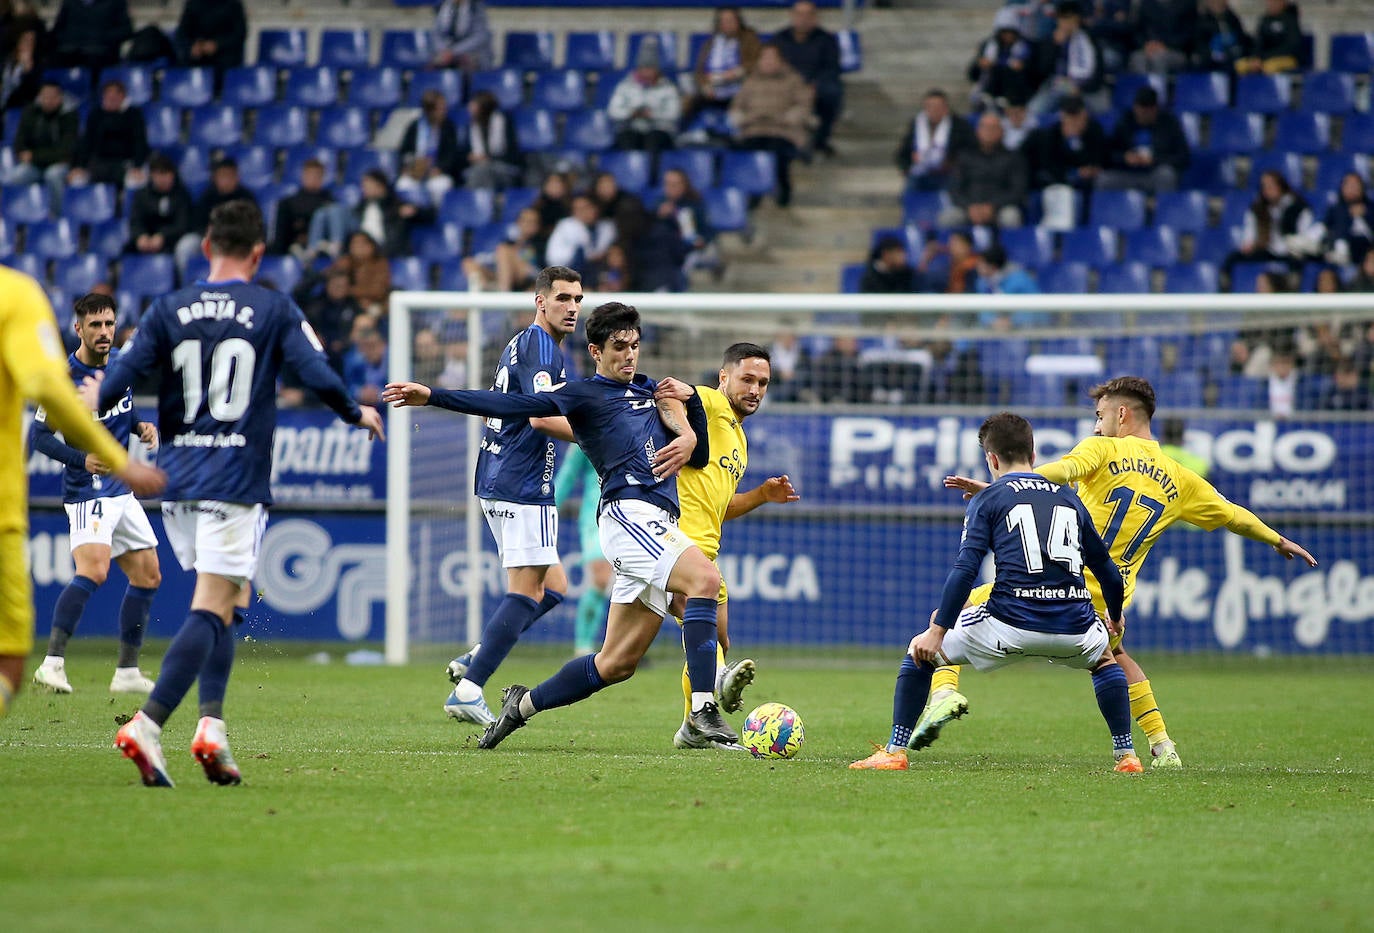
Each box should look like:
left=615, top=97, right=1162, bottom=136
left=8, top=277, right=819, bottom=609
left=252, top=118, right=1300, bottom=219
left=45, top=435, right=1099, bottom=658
left=676, top=386, right=747, bottom=561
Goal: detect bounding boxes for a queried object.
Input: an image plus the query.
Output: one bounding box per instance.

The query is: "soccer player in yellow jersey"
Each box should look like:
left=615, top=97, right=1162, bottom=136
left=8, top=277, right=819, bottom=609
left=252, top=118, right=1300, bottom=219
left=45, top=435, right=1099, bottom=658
left=655, top=343, right=799, bottom=749
left=927, top=376, right=1317, bottom=767
left=0, top=267, right=164, bottom=716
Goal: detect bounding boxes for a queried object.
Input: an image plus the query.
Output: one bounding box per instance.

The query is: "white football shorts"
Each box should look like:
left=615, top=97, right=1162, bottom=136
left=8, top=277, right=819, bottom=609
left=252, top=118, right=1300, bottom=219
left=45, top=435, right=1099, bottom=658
left=161, top=500, right=267, bottom=585
left=937, top=604, right=1111, bottom=672
left=480, top=498, right=560, bottom=568
left=65, top=494, right=159, bottom=558
left=598, top=499, right=696, bottom=617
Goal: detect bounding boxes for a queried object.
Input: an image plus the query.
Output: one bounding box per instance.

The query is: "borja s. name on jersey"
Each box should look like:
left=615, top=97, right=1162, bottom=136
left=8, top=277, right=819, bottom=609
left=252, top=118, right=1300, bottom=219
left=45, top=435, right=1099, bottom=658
left=175, top=292, right=255, bottom=329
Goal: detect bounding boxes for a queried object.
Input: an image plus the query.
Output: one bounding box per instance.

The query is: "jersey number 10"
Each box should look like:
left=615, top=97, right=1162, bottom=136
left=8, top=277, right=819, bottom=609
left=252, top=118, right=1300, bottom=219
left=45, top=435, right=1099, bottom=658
left=171, top=338, right=257, bottom=424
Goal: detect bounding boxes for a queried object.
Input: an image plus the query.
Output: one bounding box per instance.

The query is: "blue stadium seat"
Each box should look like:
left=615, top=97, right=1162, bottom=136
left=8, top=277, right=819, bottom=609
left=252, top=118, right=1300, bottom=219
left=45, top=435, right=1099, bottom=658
left=1, top=183, right=48, bottom=224
left=320, top=29, right=371, bottom=70
left=1329, top=33, right=1374, bottom=73
left=188, top=105, right=243, bottom=148
left=499, top=186, right=538, bottom=222
left=63, top=183, right=117, bottom=226
left=142, top=103, right=182, bottom=149
left=223, top=145, right=275, bottom=188
left=316, top=106, right=371, bottom=149
left=1301, top=72, right=1356, bottom=114
left=27, top=218, right=78, bottom=260
left=1179, top=151, right=1234, bottom=195
left=1342, top=113, right=1374, bottom=154
left=434, top=260, right=468, bottom=292
left=1314, top=153, right=1370, bottom=198
left=531, top=70, right=586, bottom=112
left=1211, top=373, right=1260, bottom=408
left=901, top=189, right=948, bottom=228
left=57, top=254, right=105, bottom=295
left=591, top=69, right=629, bottom=110
left=247, top=180, right=293, bottom=215
left=467, top=221, right=507, bottom=258
left=658, top=149, right=716, bottom=190
left=283, top=67, right=340, bottom=108
left=98, top=65, right=153, bottom=106
left=625, top=31, right=679, bottom=71
left=720, top=149, right=776, bottom=196
left=0, top=219, right=10, bottom=256
left=1173, top=72, right=1229, bottom=112
left=1164, top=261, right=1219, bottom=293
left=1153, top=190, right=1207, bottom=233
left=88, top=218, right=128, bottom=259
left=2, top=109, right=18, bottom=145
left=565, top=31, right=616, bottom=71
left=119, top=254, right=175, bottom=297
left=342, top=148, right=397, bottom=185
left=390, top=256, right=429, bottom=291
left=440, top=188, right=495, bottom=226
left=1110, top=73, right=1167, bottom=113
left=704, top=186, right=747, bottom=232
left=1038, top=261, right=1089, bottom=294
left=1000, top=227, right=1053, bottom=268
left=1229, top=260, right=1281, bottom=294
left=563, top=108, right=614, bottom=152
left=412, top=223, right=465, bottom=263
left=282, top=146, right=337, bottom=185
left=1096, top=262, right=1150, bottom=293
left=256, top=105, right=309, bottom=148
left=1177, top=111, right=1203, bottom=149
left=1089, top=189, right=1146, bottom=230
left=42, top=66, right=90, bottom=105
left=839, top=262, right=865, bottom=293
left=1059, top=226, right=1118, bottom=267
left=1235, top=73, right=1291, bottom=114
left=1249, top=150, right=1303, bottom=189
left=513, top=107, right=557, bottom=152
left=347, top=66, right=403, bottom=110
left=257, top=255, right=303, bottom=294
left=1298, top=260, right=1328, bottom=293
left=838, top=29, right=863, bottom=73
left=379, top=30, right=434, bottom=69
left=257, top=29, right=308, bottom=68
left=1273, top=112, right=1330, bottom=155
left=599, top=149, right=652, bottom=194
left=504, top=31, right=555, bottom=71
left=1219, top=189, right=1252, bottom=229
left=406, top=69, right=464, bottom=107
left=1, top=253, right=44, bottom=281
left=1123, top=227, right=1178, bottom=267
left=1206, top=111, right=1264, bottom=154
left=687, top=33, right=711, bottom=71
left=160, top=67, right=213, bottom=108
left=177, top=147, right=212, bottom=189
left=220, top=66, right=276, bottom=107
left=468, top=69, right=524, bottom=111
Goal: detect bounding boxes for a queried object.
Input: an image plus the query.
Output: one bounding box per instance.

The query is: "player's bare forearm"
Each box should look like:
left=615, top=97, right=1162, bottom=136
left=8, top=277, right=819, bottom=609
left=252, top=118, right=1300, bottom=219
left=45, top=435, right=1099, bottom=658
left=381, top=381, right=432, bottom=407
left=725, top=475, right=800, bottom=521
left=943, top=474, right=988, bottom=500
left=909, top=625, right=947, bottom=664
left=1274, top=535, right=1318, bottom=567
left=652, top=432, right=695, bottom=480
left=531, top=415, right=575, bottom=442
left=652, top=377, right=695, bottom=403
left=655, top=396, right=689, bottom=436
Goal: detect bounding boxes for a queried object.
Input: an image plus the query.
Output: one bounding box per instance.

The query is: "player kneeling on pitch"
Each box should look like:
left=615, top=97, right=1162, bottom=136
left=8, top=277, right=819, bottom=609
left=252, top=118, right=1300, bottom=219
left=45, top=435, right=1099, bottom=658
left=851, top=412, right=1142, bottom=773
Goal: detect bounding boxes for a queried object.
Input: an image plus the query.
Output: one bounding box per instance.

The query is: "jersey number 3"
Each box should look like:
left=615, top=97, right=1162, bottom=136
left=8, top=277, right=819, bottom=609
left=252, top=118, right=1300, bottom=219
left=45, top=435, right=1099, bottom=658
left=171, top=338, right=257, bottom=423
left=1006, top=503, right=1083, bottom=575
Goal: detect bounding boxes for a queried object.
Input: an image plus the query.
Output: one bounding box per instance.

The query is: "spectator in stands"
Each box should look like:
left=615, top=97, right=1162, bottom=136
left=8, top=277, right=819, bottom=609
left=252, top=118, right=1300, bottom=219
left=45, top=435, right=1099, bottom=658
left=860, top=237, right=916, bottom=294
left=1129, top=0, right=1196, bottom=75
left=1264, top=348, right=1301, bottom=417
left=999, top=102, right=1035, bottom=151
left=595, top=242, right=633, bottom=293
left=50, top=0, right=131, bottom=71
left=1084, top=0, right=1134, bottom=73
left=591, top=171, right=648, bottom=246
left=272, top=158, right=334, bottom=260
left=1028, top=94, right=1105, bottom=195
left=608, top=38, right=680, bottom=164
left=398, top=90, right=461, bottom=206
left=532, top=171, right=573, bottom=237
left=1353, top=250, right=1374, bottom=293
left=917, top=230, right=979, bottom=293
left=329, top=231, right=391, bottom=318
left=1097, top=85, right=1188, bottom=194
left=429, top=0, right=493, bottom=72
left=656, top=168, right=716, bottom=276
left=1028, top=0, right=1104, bottom=117
left=343, top=326, right=388, bottom=407
left=774, top=0, right=842, bottom=156
left=411, top=328, right=447, bottom=386
left=967, top=8, right=1035, bottom=111
left=465, top=206, right=545, bottom=292
left=895, top=88, right=974, bottom=194
left=1, top=26, right=40, bottom=111
left=1226, top=169, right=1316, bottom=277
left=728, top=43, right=814, bottom=208
left=176, top=0, right=247, bottom=72
left=297, top=268, right=360, bottom=371
left=939, top=112, right=1027, bottom=231
left=1193, top=0, right=1251, bottom=72
left=685, top=6, right=762, bottom=125
left=976, top=243, right=1043, bottom=326
left=4, top=81, right=76, bottom=198
left=459, top=90, right=522, bottom=191
left=175, top=158, right=256, bottom=275
left=1236, top=0, right=1302, bottom=75
left=544, top=194, right=615, bottom=275
left=628, top=191, right=689, bottom=291
left=311, top=169, right=434, bottom=260
left=68, top=80, right=148, bottom=189
left=0, top=1, right=45, bottom=61
left=1313, top=173, right=1374, bottom=268
left=1320, top=359, right=1370, bottom=411
left=125, top=154, right=191, bottom=256
left=770, top=329, right=801, bottom=394
left=797, top=334, right=866, bottom=404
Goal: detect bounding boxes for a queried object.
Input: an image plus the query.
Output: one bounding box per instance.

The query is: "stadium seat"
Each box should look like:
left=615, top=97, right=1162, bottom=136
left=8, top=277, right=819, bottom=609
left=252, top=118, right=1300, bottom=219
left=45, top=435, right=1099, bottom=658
left=27, top=218, right=77, bottom=260
left=283, top=67, right=340, bottom=108
left=160, top=67, right=213, bottom=108
left=1177, top=111, right=1203, bottom=149
left=902, top=189, right=949, bottom=228
left=1089, top=189, right=1146, bottom=230
left=563, top=108, right=614, bottom=152
left=1, top=253, right=44, bottom=281
left=625, top=31, right=679, bottom=71
left=1153, top=190, right=1207, bottom=233
left=1037, top=261, right=1089, bottom=294
left=221, top=66, right=277, bottom=108
left=434, top=260, right=469, bottom=292
left=56, top=253, right=105, bottom=295
left=142, top=103, right=182, bottom=149
left=504, top=32, right=555, bottom=71
left=439, top=188, right=495, bottom=227
left=1, top=109, right=18, bottom=145
left=686, top=33, right=711, bottom=72
left=591, top=69, right=629, bottom=110
left=599, top=150, right=652, bottom=194
left=282, top=146, right=338, bottom=185
left=0, top=219, right=10, bottom=256
left=247, top=180, right=293, bottom=216
left=499, top=186, right=538, bottom=222
left=221, top=145, right=275, bottom=188
left=1164, top=261, right=1219, bottom=293
left=565, top=31, right=616, bottom=71
left=1179, top=151, right=1235, bottom=195
left=531, top=70, right=586, bottom=112
left=176, top=146, right=212, bottom=190
left=379, top=30, right=434, bottom=69
left=42, top=66, right=90, bottom=105
left=257, top=29, right=308, bottom=68
left=1272, top=112, right=1330, bottom=155
left=1000, top=227, right=1054, bottom=268
left=1211, top=373, right=1260, bottom=408
left=183, top=253, right=209, bottom=286
left=704, top=186, right=747, bottom=232
left=1123, top=227, right=1178, bottom=267
left=1235, top=73, right=1291, bottom=114
left=839, top=262, right=865, bottom=293
left=720, top=150, right=776, bottom=196
left=256, top=105, right=309, bottom=148
left=316, top=106, right=371, bottom=149
left=1329, top=33, right=1374, bottom=73
left=188, top=105, right=243, bottom=148
left=1229, top=260, right=1281, bottom=294
left=1059, top=227, right=1117, bottom=268
left=1301, top=72, right=1356, bottom=114
left=389, top=256, right=429, bottom=291
left=1249, top=150, right=1303, bottom=189
left=657, top=149, right=716, bottom=191
left=1206, top=111, right=1263, bottom=154
left=406, top=69, right=464, bottom=107
left=257, top=255, right=303, bottom=294
left=1110, top=73, right=1167, bottom=113
left=62, top=183, right=117, bottom=226
left=119, top=254, right=175, bottom=297
left=508, top=107, right=554, bottom=153
left=468, top=69, right=524, bottom=111
left=1173, top=72, right=1229, bottom=112
left=412, top=223, right=465, bottom=263
left=87, top=217, right=128, bottom=260
left=838, top=29, right=863, bottom=73
left=467, top=221, right=507, bottom=259
left=1342, top=113, right=1374, bottom=154
left=1314, top=153, right=1370, bottom=197
left=1096, top=261, right=1150, bottom=293
left=0, top=183, right=48, bottom=224
left=320, top=29, right=370, bottom=70
left=342, top=148, right=398, bottom=185
left=347, top=66, right=403, bottom=111
left=98, top=65, right=153, bottom=106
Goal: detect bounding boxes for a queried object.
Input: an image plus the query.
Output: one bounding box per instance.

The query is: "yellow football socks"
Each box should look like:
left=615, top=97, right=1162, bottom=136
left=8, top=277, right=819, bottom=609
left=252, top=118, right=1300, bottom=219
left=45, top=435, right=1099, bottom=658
left=931, top=665, right=962, bottom=695
left=1128, top=679, right=1171, bottom=747
left=681, top=642, right=728, bottom=720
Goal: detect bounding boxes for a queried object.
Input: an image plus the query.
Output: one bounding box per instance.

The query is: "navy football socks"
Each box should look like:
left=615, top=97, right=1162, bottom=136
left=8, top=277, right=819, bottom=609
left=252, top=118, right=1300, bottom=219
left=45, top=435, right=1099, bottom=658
left=1092, top=663, right=1135, bottom=754
left=890, top=654, right=933, bottom=750
left=47, top=575, right=97, bottom=657
left=681, top=597, right=718, bottom=696
left=464, top=593, right=542, bottom=687
left=116, top=585, right=158, bottom=668
left=528, top=652, right=607, bottom=713
left=144, top=610, right=222, bottom=727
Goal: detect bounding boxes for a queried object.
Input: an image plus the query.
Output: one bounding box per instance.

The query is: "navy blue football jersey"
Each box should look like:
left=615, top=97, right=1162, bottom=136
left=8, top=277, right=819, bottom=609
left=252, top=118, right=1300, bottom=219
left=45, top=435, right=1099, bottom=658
left=429, top=373, right=708, bottom=519
left=99, top=278, right=362, bottom=505
left=474, top=323, right=567, bottom=504
left=934, top=472, right=1123, bottom=635
left=29, top=351, right=139, bottom=503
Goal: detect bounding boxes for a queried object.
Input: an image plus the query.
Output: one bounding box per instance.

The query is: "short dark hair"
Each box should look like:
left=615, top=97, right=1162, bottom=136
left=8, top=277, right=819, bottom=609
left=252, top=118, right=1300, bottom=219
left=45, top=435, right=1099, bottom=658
left=978, top=412, right=1035, bottom=465
left=923, top=88, right=948, bottom=103
left=148, top=153, right=176, bottom=175
left=101, top=79, right=125, bottom=95
left=535, top=266, right=581, bottom=296
left=207, top=200, right=265, bottom=258
left=586, top=302, right=640, bottom=348
left=980, top=243, right=1008, bottom=269
left=722, top=342, right=770, bottom=368
left=212, top=157, right=238, bottom=172
left=1059, top=95, right=1086, bottom=116
left=73, top=293, right=116, bottom=322
left=1090, top=376, right=1157, bottom=420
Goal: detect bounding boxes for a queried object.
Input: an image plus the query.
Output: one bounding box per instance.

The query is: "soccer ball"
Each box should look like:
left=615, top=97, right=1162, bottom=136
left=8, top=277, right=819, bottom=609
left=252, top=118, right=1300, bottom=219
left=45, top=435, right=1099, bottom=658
left=741, top=703, right=805, bottom=759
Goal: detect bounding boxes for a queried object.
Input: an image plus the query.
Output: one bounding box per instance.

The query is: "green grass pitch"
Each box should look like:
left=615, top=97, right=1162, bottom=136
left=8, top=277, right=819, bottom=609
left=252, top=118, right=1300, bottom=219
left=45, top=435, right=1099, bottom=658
left=3, top=640, right=1371, bottom=932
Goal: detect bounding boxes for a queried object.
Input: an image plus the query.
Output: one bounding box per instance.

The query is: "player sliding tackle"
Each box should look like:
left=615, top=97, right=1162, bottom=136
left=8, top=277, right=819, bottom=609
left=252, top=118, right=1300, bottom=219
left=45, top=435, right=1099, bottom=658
left=384, top=302, right=744, bottom=750
left=923, top=377, right=1317, bottom=768
left=852, top=412, right=1142, bottom=773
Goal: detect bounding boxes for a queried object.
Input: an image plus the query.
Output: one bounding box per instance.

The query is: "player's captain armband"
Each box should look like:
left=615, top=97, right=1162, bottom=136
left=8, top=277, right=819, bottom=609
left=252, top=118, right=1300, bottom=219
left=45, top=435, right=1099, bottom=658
left=533, top=371, right=554, bottom=392
left=36, top=319, right=64, bottom=360
left=301, top=321, right=325, bottom=353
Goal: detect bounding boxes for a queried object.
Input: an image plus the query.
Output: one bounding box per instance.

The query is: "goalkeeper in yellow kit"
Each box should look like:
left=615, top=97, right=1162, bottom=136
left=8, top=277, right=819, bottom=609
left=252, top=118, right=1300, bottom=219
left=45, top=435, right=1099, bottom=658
left=0, top=268, right=164, bottom=716
left=930, top=376, right=1316, bottom=767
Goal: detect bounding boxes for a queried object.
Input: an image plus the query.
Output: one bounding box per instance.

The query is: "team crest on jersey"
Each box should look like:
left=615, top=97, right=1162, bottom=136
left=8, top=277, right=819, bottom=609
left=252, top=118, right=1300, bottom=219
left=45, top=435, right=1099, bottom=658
left=533, top=371, right=553, bottom=392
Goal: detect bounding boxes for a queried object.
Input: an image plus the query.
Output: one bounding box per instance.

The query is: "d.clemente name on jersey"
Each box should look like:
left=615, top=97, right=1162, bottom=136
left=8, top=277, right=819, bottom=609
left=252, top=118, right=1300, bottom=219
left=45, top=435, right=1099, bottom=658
left=1104, top=455, right=1180, bottom=501
left=175, top=294, right=255, bottom=329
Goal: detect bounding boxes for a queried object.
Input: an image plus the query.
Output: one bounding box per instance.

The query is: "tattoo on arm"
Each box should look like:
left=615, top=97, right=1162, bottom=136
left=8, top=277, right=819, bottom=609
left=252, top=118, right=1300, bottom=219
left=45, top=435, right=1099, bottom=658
left=657, top=399, right=686, bottom=436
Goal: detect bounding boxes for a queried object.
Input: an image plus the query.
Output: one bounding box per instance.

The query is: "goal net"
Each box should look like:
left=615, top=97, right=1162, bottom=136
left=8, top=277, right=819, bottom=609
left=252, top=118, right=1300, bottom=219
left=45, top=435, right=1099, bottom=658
left=386, top=289, right=1374, bottom=664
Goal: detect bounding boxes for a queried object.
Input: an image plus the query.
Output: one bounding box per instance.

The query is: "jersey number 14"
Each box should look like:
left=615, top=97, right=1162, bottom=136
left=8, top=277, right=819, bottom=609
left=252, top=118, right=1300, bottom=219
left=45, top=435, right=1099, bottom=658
left=1006, top=503, right=1083, bottom=575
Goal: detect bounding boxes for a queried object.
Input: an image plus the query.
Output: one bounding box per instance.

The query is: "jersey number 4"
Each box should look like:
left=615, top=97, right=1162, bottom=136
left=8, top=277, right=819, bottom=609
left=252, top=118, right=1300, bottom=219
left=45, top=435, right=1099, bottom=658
left=1006, top=503, right=1083, bottom=575
left=171, top=338, right=257, bottom=423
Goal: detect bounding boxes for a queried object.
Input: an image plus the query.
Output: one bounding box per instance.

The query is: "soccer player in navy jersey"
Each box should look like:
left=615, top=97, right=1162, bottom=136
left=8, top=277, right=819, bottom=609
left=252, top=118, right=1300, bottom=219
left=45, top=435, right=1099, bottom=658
left=99, top=200, right=385, bottom=787
left=30, top=293, right=162, bottom=696
left=850, top=412, right=1142, bottom=773
left=383, top=302, right=740, bottom=750
left=440, top=265, right=585, bottom=726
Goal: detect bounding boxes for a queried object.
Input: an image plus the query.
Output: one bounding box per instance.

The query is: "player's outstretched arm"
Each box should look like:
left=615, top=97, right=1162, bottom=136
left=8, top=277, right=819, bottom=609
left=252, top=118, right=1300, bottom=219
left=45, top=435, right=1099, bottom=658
left=1274, top=535, right=1318, bottom=567
left=943, top=474, right=988, bottom=500
left=725, top=475, right=800, bottom=521
left=354, top=406, right=385, bottom=441
left=404, top=383, right=565, bottom=420
left=381, top=381, right=431, bottom=406
left=1221, top=502, right=1318, bottom=567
